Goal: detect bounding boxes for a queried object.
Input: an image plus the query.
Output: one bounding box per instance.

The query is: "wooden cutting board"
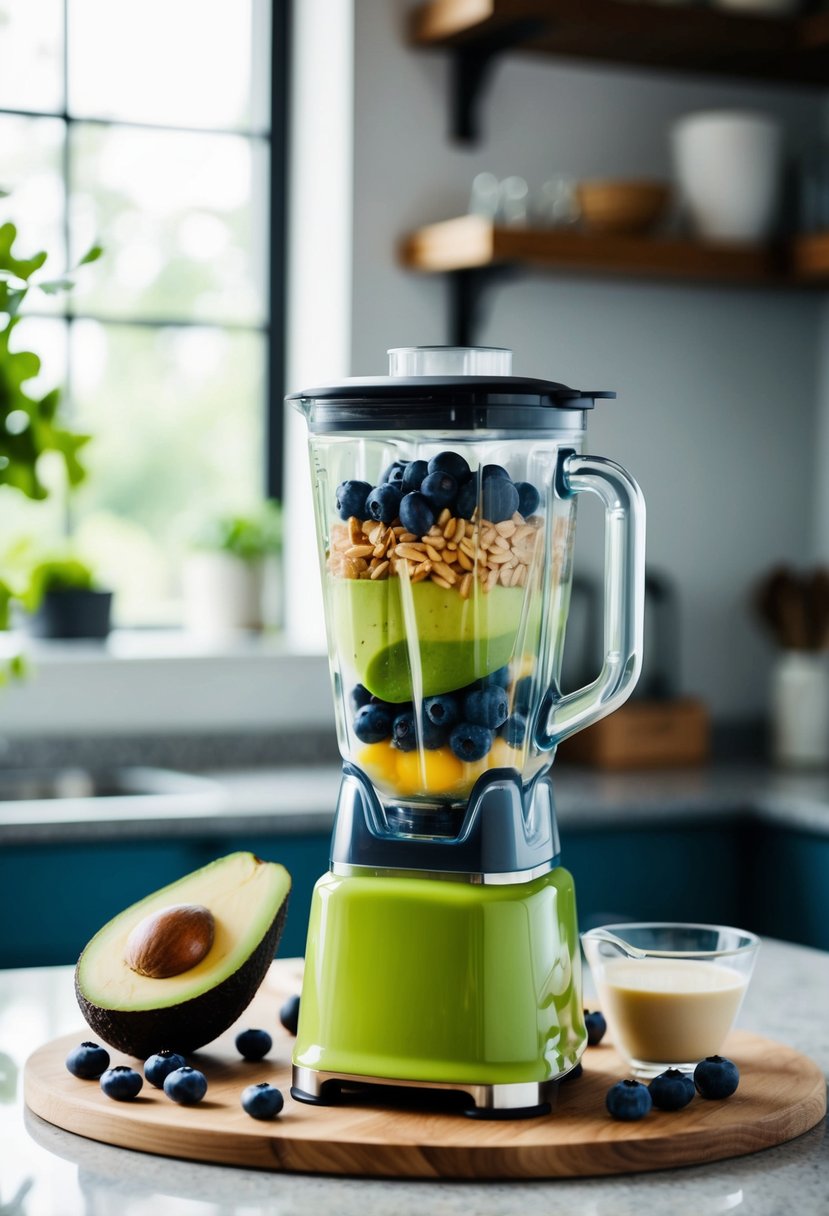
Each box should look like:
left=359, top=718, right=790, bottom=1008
left=24, top=959, right=826, bottom=1180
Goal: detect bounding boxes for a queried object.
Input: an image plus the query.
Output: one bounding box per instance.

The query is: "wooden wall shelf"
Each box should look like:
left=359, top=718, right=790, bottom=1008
left=400, top=217, right=829, bottom=345
left=401, top=215, right=787, bottom=284
left=403, top=3, right=829, bottom=337
left=409, top=0, right=829, bottom=141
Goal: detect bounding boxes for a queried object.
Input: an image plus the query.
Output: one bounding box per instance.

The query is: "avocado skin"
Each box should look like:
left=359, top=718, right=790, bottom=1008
left=75, top=898, right=288, bottom=1059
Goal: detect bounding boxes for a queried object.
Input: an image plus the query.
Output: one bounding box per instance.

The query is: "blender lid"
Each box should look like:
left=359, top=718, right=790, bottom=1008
left=287, top=376, right=611, bottom=403
left=287, top=347, right=615, bottom=432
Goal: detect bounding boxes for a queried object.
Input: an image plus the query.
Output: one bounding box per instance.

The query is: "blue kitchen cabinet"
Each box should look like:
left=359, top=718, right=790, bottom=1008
left=746, top=822, right=829, bottom=952
left=561, top=818, right=751, bottom=934
left=0, top=834, right=330, bottom=969
left=0, top=841, right=203, bottom=970
left=3, top=814, right=829, bottom=968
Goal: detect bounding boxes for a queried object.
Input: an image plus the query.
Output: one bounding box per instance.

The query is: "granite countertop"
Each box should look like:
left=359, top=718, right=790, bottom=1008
left=3, top=939, right=827, bottom=1215
left=4, top=761, right=829, bottom=844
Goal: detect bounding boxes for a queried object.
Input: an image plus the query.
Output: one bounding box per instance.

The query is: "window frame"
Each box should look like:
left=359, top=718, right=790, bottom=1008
left=0, top=0, right=289, bottom=502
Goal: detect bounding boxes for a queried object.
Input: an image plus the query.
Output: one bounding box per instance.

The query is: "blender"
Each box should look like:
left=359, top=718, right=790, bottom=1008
left=288, top=346, right=645, bottom=1117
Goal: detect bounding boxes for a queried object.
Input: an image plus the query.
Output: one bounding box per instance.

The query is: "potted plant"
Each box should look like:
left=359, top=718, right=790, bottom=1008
left=182, top=504, right=283, bottom=638
left=22, top=555, right=113, bottom=641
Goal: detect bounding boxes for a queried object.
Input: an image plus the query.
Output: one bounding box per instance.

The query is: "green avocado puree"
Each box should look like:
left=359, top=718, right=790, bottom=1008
left=331, top=577, right=539, bottom=703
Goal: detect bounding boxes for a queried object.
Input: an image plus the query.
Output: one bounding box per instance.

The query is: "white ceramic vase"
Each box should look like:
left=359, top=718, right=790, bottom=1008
left=770, top=651, right=829, bottom=768
left=182, top=552, right=265, bottom=638
left=672, top=110, right=783, bottom=243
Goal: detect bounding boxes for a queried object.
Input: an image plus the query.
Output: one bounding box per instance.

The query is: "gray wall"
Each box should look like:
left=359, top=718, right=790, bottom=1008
left=350, top=0, right=823, bottom=720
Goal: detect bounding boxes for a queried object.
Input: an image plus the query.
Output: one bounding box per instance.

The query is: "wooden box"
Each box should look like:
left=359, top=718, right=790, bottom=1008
left=557, top=696, right=710, bottom=770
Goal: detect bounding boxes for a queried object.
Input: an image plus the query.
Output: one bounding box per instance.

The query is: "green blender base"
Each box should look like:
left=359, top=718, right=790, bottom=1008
left=291, top=767, right=587, bottom=1119
left=292, top=868, right=584, bottom=1117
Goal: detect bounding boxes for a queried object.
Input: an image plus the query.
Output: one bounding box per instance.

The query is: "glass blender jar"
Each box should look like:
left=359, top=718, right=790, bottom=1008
left=288, top=346, right=645, bottom=1117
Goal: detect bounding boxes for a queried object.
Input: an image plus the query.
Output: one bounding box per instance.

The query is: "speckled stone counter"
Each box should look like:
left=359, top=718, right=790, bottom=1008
left=3, top=939, right=827, bottom=1215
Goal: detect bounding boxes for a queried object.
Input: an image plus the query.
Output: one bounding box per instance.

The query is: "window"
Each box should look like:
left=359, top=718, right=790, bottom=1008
left=0, top=0, right=287, bottom=625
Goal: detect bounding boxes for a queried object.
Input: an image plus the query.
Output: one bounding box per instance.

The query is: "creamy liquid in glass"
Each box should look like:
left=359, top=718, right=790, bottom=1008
left=599, top=958, right=747, bottom=1063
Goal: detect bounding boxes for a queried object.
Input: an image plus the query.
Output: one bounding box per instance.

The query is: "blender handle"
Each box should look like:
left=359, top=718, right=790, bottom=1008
left=538, top=451, right=646, bottom=748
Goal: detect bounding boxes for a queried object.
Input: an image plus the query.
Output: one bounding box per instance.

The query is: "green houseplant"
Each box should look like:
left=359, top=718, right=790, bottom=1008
left=0, top=220, right=103, bottom=653
left=182, top=503, right=283, bottom=637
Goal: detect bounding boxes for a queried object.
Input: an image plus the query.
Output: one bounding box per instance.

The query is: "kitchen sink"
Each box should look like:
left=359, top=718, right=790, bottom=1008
left=0, top=766, right=224, bottom=820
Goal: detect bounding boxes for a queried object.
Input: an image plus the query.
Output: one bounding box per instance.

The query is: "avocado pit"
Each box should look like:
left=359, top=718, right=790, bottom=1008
left=125, top=903, right=215, bottom=979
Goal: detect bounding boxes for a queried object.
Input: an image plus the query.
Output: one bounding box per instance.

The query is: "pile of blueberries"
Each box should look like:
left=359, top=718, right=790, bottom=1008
left=335, top=450, right=541, bottom=532
left=583, top=1010, right=741, bottom=1120
left=605, top=1057, right=740, bottom=1120
left=351, top=668, right=532, bottom=762
left=64, top=1015, right=299, bottom=1121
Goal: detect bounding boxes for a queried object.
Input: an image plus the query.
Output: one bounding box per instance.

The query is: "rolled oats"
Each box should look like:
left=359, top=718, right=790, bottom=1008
left=327, top=505, right=541, bottom=593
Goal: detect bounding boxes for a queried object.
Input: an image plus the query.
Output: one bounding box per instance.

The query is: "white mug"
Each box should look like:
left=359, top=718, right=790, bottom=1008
left=672, top=110, right=783, bottom=242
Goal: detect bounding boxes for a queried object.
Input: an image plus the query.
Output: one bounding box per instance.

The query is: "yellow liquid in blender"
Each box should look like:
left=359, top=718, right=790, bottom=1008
left=599, top=958, right=747, bottom=1064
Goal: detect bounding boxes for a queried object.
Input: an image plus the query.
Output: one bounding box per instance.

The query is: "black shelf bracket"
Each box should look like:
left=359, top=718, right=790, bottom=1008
left=448, top=265, right=518, bottom=347
left=450, top=20, right=546, bottom=144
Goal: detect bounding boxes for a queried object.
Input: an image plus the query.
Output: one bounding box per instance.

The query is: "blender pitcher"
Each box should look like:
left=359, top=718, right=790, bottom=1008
left=288, top=345, right=645, bottom=1117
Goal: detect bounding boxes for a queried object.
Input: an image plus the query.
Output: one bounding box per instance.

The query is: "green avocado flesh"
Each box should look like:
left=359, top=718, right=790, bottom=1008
left=75, top=852, right=291, bottom=1058
left=331, top=577, right=539, bottom=702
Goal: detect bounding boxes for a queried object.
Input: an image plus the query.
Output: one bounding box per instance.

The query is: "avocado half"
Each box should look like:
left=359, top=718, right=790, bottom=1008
left=75, top=852, right=291, bottom=1059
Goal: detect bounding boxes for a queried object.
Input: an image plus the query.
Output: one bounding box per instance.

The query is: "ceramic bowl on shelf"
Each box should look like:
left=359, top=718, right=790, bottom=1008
left=575, top=180, right=671, bottom=235
left=672, top=110, right=783, bottom=243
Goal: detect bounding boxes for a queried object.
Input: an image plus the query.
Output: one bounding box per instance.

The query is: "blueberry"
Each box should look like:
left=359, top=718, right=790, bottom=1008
left=583, top=1010, right=607, bottom=1046
left=66, top=1041, right=110, bottom=1080
left=605, top=1079, right=652, bottom=1121
left=235, top=1028, right=273, bottom=1062
left=100, top=1065, right=143, bottom=1101
left=455, top=474, right=480, bottom=521
left=481, top=476, right=519, bottom=524
left=464, top=686, right=509, bottom=730
left=241, top=1081, right=284, bottom=1121
left=366, top=483, right=402, bottom=524
left=515, top=480, right=540, bottom=516
left=420, top=471, right=458, bottom=512
left=163, top=1065, right=208, bottom=1105
left=482, top=463, right=510, bottom=481
left=349, top=684, right=372, bottom=715
left=353, top=703, right=392, bottom=744
left=145, top=1050, right=187, bottom=1088
left=649, top=1068, right=696, bottom=1111
left=424, top=693, right=460, bottom=729
left=401, top=459, right=428, bottom=494
left=420, top=715, right=448, bottom=750
left=381, top=460, right=408, bottom=488
left=392, top=709, right=418, bottom=752
left=513, top=675, right=533, bottom=715
left=694, top=1055, right=740, bottom=1100
left=449, top=722, right=493, bottom=762
left=335, top=479, right=372, bottom=521
left=399, top=492, right=436, bottom=537
left=500, top=713, right=527, bottom=747
left=279, top=994, right=301, bottom=1036
left=428, top=451, right=470, bottom=482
